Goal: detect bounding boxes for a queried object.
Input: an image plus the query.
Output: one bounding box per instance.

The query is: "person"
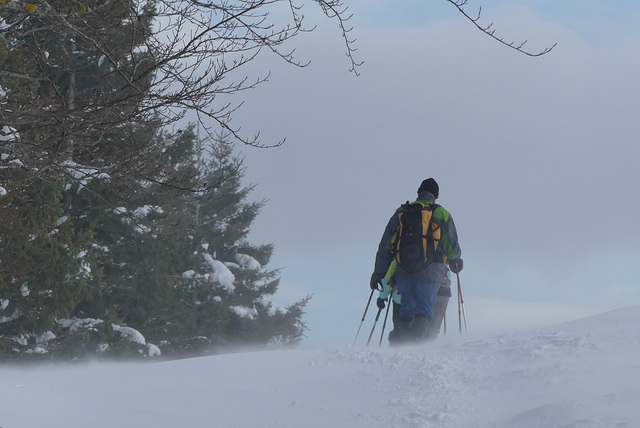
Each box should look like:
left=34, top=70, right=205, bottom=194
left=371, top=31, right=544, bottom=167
left=370, top=178, right=462, bottom=344
left=377, top=260, right=452, bottom=344
left=376, top=261, right=401, bottom=329
left=424, top=270, right=451, bottom=340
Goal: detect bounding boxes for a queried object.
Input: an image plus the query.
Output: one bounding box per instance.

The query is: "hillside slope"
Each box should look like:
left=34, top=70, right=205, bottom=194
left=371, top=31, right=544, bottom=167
left=1, top=306, right=639, bottom=428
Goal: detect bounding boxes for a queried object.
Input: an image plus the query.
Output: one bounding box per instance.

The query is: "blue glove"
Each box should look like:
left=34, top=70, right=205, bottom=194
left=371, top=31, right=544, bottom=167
left=378, top=278, right=391, bottom=299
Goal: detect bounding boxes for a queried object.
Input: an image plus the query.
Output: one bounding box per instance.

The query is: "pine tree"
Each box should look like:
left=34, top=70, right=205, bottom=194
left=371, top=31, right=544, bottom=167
left=184, top=130, right=310, bottom=351
left=0, top=0, right=160, bottom=359
left=104, top=127, right=311, bottom=357
left=0, top=169, right=98, bottom=357
left=1, top=0, right=316, bottom=359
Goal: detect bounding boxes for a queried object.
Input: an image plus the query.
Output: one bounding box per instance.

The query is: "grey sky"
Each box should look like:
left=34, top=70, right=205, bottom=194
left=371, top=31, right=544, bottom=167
left=223, top=1, right=640, bottom=345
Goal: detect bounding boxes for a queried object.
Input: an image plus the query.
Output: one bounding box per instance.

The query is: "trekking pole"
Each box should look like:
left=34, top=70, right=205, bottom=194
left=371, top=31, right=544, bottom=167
left=378, top=290, right=394, bottom=347
left=457, top=284, right=462, bottom=334
left=456, top=272, right=468, bottom=334
left=443, top=311, right=447, bottom=336
left=366, top=306, right=383, bottom=346
left=353, top=289, right=375, bottom=345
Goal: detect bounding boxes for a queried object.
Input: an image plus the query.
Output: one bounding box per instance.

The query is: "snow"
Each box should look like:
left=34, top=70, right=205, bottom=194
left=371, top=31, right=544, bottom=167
left=235, top=253, right=262, bottom=270
left=181, top=269, right=196, bottom=279
left=112, top=206, right=159, bottom=234
left=19, top=283, right=29, bottom=297
left=112, top=324, right=146, bottom=345
left=51, top=320, right=160, bottom=356
left=223, top=261, right=240, bottom=269
left=91, top=243, right=110, bottom=253
left=0, top=309, right=19, bottom=324
left=57, top=318, right=103, bottom=332
left=113, top=207, right=128, bottom=215
left=258, top=296, right=288, bottom=316
left=1, top=306, right=640, bottom=427
left=131, top=205, right=163, bottom=218
left=24, top=345, right=47, bottom=355
left=61, top=161, right=110, bottom=190
left=147, top=343, right=162, bottom=357
left=0, top=125, right=18, bottom=142
left=229, top=305, right=258, bottom=320
left=202, top=253, right=235, bottom=291
left=79, top=261, right=91, bottom=277
left=38, top=331, right=56, bottom=343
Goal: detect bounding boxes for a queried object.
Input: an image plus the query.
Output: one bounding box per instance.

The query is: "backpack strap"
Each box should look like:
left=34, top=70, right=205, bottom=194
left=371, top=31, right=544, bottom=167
left=422, top=203, right=442, bottom=262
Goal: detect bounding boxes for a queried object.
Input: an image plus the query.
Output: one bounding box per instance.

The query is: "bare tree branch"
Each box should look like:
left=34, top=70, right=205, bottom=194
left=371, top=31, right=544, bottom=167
left=0, top=0, right=361, bottom=195
left=446, top=0, right=556, bottom=57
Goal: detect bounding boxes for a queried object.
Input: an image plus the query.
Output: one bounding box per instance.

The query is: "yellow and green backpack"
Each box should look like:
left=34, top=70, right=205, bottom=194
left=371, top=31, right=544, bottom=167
left=390, top=201, right=442, bottom=273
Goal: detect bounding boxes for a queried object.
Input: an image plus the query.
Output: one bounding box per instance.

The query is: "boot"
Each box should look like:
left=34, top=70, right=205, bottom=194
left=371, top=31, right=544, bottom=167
left=410, top=314, right=432, bottom=342
left=388, top=317, right=413, bottom=346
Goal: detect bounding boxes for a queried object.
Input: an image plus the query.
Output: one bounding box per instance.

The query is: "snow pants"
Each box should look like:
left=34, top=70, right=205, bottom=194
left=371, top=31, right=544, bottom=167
left=396, top=279, right=440, bottom=320
left=390, top=295, right=449, bottom=343
left=424, top=295, right=449, bottom=340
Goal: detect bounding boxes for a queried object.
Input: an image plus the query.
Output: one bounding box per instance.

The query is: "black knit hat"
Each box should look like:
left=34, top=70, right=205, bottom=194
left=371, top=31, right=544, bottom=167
left=418, top=178, right=439, bottom=199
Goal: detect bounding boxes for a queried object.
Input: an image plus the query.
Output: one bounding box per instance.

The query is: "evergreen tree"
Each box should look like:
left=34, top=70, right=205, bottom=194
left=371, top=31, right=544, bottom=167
left=1, top=0, right=315, bottom=359
left=0, top=0, right=160, bottom=359
left=105, top=127, right=310, bottom=357
left=0, top=168, right=98, bottom=356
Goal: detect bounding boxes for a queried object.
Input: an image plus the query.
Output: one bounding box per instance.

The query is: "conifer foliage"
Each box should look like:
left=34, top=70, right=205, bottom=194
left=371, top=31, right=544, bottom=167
left=1, top=124, right=310, bottom=359
left=1, top=0, right=320, bottom=359
left=99, top=128, right=311, bottom=357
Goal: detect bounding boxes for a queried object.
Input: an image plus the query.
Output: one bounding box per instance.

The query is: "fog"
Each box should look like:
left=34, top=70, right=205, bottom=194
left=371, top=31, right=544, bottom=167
left=207, top=2, right=640, bottom=345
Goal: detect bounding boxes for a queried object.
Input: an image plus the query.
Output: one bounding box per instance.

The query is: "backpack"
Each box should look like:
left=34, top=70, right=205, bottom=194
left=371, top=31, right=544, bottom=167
left=390, top=201, right=442, bottom=274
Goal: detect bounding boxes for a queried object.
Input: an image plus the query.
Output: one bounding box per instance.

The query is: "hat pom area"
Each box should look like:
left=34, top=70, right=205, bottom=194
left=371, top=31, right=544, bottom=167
left=418, top=178, right=439, bottom=199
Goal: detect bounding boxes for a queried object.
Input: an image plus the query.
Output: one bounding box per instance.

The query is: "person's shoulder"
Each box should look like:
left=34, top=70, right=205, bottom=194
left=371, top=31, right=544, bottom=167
left=396, top=200, right=412, bottom=212
left=432, top=204, right=451, bottom=220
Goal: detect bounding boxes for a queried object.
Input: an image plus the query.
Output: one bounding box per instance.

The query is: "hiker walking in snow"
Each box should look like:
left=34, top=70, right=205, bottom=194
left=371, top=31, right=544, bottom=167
left=370, top=178, right=462, bottom=344
left=424, top=270, right=452, bottom=340
left=377, top=261, right=452, bottom=344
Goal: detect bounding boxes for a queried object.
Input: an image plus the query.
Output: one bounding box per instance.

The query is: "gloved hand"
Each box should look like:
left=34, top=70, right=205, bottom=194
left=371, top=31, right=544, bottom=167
left=370, top=273, right=383, bottom=290
left=391, top=288, right=401, bottom=305
left=376, top=297, right=386, bottom=309
left=378, top=278, right=390, bottom=299
left=449, top=258, right=463, bottom=274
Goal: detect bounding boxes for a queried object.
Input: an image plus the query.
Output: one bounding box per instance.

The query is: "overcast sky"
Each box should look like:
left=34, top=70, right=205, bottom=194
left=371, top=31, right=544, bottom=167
left=219, top=0, right=640, bottom=346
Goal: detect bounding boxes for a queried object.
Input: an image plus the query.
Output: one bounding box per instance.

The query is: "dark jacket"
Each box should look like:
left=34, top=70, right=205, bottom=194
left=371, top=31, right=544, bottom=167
left=374, top=191, right=461, bottom=284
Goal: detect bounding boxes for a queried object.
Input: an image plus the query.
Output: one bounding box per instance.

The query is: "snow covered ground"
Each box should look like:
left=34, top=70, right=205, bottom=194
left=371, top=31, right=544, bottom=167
left=2, top=306, right=639, bottom=428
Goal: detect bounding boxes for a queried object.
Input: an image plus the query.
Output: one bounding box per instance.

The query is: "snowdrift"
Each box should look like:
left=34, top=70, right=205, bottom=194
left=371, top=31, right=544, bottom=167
left=1, top=306, right=639, bottom=428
